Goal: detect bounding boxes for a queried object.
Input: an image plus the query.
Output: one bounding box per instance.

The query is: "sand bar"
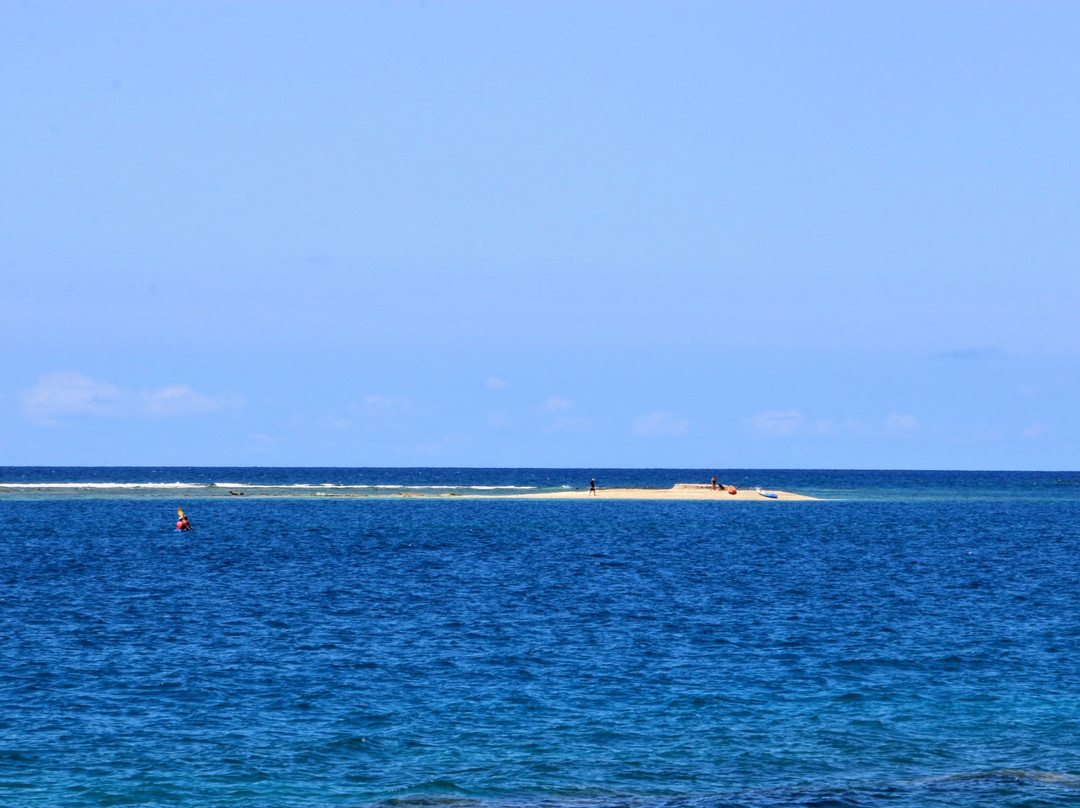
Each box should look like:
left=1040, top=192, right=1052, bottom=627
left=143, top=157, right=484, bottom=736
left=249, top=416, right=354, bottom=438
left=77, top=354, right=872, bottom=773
left=467, top=484, right=818, bottom=501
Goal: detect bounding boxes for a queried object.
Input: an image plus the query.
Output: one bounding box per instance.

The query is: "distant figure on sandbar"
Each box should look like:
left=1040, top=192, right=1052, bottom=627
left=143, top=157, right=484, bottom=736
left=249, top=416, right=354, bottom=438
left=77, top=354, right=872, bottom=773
left=590, top=478, right=597, bottom=495
left=711, top=476, right=718, bottom=490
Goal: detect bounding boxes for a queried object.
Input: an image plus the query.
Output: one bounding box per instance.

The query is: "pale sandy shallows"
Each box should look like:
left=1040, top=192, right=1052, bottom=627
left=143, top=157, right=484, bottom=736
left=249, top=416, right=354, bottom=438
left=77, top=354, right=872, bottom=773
left=477, top=484, right=818, bottom=501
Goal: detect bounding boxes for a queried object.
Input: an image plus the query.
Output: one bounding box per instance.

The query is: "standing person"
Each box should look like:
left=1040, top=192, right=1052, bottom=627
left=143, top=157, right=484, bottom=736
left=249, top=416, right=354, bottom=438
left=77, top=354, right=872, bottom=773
left=590, top=478, right=597, bottom=495
left=711, top=476, right=718, bottom=490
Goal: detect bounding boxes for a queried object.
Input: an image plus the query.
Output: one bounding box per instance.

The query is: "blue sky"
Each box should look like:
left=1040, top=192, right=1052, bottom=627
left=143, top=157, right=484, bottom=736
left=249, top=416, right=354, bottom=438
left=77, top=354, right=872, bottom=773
left=3, top=1, right=1079, bottom=469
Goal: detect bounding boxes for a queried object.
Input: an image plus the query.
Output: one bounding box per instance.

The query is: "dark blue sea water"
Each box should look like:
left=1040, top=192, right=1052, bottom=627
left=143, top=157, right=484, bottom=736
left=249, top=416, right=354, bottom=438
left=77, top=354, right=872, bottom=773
left=2, top=468, right=1080, bottom=807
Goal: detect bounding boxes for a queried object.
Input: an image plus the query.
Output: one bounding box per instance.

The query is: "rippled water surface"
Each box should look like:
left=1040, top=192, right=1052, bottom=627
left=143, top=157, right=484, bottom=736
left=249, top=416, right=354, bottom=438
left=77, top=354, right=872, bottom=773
left=2, top=468, right=1080, bottom=806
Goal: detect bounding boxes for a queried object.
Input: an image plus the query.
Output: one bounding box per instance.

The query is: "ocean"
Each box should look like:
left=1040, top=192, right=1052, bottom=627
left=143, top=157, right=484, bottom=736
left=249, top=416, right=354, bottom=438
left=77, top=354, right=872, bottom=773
left=2, top=468, right=1079, bottom=807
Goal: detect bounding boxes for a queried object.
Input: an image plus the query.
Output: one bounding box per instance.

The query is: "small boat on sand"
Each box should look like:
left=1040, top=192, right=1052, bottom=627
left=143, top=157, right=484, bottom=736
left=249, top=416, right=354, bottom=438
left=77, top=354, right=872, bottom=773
left=756, top=488, right=779, bottom=499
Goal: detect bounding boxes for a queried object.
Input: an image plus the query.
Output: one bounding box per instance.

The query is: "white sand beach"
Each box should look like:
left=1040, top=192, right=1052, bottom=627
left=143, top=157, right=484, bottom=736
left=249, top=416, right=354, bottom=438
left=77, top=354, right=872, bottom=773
left=472, top=484, right=818, bottom=501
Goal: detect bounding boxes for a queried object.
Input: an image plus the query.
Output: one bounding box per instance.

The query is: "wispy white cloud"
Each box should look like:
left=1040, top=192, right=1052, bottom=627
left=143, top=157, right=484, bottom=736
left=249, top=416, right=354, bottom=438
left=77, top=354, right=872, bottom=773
left=543, top=397, right=574, bottom=413
left=485, top=376, right=508, bottom=390
left=539, top=397, right=593, bottom=432
left=22, top=373, right=125, bottom=420
left=809, top=419, right=838, bottom=436
left=351, top=395, right=427, bottom=418
left=357, top=395, right=405, bottom=413
left=544, top=416, right=594, bottom=433
left=631, top=411, right=689, bottom=437
left=1022, top=422, right=1046, bottom=439
left=844, top=419, right=874, bottom=436
left=747, top=409, right=805, bottom=436
left=884, top=413, right=921, bottom=433
left=142, top=385, right=219, bottom=416
left=411, top=434, right=468, bottom=457
left=486, top=411, right=511, bottom=428
left=747, top=410, right=923, bottom=439
left=807, top=418, right=873, bottom=436
left=22, top=373, right=223, bottom=423
left=325, top=395, right=430, bottom=432
left=320, top=413, right=354, bottom=431
left=302, top=395, right=430, bottom=433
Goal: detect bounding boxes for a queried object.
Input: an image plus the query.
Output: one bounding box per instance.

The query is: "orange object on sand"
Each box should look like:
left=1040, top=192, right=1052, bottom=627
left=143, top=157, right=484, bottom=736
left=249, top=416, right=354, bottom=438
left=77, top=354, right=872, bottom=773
left=728, top=486, right=737, bottom=495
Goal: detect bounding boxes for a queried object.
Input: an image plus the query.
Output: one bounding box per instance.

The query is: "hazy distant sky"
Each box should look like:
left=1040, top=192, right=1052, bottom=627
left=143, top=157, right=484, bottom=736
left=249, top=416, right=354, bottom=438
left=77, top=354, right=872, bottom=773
left=3, top=2, right=1079, bottom=469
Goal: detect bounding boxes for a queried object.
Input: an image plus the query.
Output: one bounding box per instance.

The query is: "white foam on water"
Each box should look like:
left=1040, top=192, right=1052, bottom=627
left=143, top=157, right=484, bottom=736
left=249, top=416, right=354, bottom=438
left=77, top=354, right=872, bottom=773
left=0, top=481, right=538, bottom=491
left=0, top=482, right=205, bottom=489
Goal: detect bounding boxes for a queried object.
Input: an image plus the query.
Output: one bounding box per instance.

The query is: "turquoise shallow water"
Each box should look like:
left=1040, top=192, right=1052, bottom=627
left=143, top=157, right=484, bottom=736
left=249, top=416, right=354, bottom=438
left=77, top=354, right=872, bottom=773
left=2, top=468, right=1080, bottom=806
